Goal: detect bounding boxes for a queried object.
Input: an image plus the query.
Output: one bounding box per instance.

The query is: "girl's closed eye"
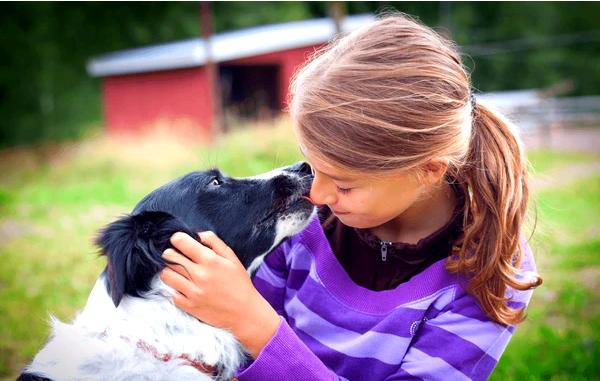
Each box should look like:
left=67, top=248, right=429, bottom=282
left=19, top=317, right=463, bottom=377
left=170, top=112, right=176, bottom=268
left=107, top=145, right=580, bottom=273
left=336, top=186, right=352, bottom=194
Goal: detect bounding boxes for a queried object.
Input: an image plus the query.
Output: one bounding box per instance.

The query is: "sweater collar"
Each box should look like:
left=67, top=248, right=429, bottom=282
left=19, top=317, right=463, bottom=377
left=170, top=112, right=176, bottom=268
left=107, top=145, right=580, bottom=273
left=353, top=199, right=464, bottom=262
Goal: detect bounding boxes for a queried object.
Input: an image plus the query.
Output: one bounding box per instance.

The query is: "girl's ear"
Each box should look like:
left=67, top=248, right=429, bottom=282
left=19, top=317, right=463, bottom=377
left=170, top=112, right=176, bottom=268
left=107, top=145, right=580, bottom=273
left=419, top=158, right=450, bottom=185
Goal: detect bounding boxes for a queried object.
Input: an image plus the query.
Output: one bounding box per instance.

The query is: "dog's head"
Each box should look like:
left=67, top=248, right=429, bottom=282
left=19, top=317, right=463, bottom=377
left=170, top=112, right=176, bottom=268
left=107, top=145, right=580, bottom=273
left=95, top=162, right=314, bottom=307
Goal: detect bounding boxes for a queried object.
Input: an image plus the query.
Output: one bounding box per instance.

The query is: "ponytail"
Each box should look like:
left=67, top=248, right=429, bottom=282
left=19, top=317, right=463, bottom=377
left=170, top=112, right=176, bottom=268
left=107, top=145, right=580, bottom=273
left=446, top=100, right=542, bottom=326
left=288, top=13, right=542, bottom=326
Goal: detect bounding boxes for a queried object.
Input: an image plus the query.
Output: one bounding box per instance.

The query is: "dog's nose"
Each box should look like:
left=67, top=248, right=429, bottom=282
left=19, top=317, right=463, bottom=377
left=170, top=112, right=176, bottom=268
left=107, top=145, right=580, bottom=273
left=289, top=161, right=313, bottom=176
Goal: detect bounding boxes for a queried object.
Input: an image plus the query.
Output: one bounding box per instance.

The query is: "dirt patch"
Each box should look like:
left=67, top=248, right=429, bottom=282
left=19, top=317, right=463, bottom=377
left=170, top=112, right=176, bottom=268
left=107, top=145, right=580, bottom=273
left=576, top=266, right=600, bottom=291
left=0, top=220, right=34, bottom=248
left=522, top=126, right=600, bottom=154
left=532, top=161, right=600, bottom=191
left=525, top=126, right=600, bottom=190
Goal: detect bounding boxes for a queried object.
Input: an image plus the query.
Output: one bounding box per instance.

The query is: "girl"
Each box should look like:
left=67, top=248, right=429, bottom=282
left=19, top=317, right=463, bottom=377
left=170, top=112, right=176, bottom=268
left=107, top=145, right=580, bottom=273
left=160, top=13, right=542, bottom=381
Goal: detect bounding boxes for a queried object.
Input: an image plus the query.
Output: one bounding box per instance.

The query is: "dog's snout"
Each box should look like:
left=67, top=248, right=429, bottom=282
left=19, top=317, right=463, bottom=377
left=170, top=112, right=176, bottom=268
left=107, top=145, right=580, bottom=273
left=273, top=175, right=296, bottom=198
left=273, top=162, right=314, bottom=202
left=289, top=161, right=313, bottom=177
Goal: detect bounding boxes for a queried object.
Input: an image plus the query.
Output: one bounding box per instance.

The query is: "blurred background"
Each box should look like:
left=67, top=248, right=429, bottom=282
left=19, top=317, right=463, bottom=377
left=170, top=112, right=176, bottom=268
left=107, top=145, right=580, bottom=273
left=0, top=2, right=598, bottom=380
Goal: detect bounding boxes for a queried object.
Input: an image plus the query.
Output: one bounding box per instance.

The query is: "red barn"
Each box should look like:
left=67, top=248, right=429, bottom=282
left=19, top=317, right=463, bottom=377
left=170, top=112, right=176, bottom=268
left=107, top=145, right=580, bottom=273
left=87, top=14, right=375, bottom=140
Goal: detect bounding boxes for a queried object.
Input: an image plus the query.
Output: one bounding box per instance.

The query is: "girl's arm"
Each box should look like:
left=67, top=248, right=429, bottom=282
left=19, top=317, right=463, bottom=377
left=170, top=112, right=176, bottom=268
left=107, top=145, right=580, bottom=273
left=160, top=231, right=280, bottom=358
left=160, top=231, right=536, bottom=381
left=160, top=231, right=351, bottom=380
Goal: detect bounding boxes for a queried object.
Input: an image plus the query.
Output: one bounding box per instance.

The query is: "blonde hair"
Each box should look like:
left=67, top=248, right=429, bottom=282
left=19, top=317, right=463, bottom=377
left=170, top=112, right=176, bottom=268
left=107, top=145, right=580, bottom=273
left=289, top=13, right=542, bottom=325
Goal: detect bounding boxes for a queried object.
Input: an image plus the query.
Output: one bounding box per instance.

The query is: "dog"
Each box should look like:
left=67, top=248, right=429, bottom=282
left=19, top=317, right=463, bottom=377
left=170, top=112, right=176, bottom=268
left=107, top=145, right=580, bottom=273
left=18, top=162, right=315, bottom=381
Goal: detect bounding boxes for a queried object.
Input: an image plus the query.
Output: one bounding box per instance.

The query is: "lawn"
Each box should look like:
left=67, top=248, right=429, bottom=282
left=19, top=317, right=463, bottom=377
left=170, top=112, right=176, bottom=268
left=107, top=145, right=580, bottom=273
left=0, top=119, right=598, bottom=380
left=491, top=154, right=600, bottom=380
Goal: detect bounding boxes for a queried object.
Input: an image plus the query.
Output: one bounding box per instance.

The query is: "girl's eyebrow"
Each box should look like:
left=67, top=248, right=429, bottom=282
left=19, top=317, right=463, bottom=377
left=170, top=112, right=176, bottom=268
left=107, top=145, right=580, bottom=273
left=297, top=144, right=356, bottom=182
left=313, top=167, right=356, bottom=182
left=322, top=171, right=354, bottom=182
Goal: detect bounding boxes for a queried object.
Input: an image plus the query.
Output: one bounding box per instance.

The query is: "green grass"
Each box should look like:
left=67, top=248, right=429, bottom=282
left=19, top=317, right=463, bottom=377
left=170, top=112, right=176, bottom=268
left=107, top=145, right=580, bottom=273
left=0, top=120, right=598, bottom=380
left=491, top=172, right=600, bottom=379
left=526, top=149, right=595, bottom=175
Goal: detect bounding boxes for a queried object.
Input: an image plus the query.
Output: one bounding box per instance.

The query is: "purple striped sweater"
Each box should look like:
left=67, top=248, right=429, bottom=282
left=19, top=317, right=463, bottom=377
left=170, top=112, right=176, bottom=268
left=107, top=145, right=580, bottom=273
left=237, top=215, right=537, bottom=380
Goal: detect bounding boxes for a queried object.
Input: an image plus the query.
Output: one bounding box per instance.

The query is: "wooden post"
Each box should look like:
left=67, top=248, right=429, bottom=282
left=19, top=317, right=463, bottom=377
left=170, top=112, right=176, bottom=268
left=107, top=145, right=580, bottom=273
left=200, top=1, right=225, bottom=137
left=329, top=2, right=347, bottom=36
left=439, top=1, right=452, bottom=38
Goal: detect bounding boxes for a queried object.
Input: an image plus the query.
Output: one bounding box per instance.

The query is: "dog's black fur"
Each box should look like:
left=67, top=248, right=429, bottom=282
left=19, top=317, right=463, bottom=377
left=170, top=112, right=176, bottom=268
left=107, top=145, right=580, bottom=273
left=17, top=374, right=52, bottom=381
left=99, top=165, right=313, bottom=308
left=97, top=210, right=197, bottom=307
left=18, top=162, right=313, bottom=381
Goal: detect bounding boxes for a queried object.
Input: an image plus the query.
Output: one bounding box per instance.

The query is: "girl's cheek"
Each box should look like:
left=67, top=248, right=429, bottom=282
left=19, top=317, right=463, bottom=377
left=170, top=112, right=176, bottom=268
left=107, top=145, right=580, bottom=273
left=345, top=194, right=367, bottom=212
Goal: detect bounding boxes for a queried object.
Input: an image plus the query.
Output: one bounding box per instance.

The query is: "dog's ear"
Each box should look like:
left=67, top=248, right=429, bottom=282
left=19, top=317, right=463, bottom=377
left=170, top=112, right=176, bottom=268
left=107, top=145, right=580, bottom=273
left=95, top=211, right=195, bottom=307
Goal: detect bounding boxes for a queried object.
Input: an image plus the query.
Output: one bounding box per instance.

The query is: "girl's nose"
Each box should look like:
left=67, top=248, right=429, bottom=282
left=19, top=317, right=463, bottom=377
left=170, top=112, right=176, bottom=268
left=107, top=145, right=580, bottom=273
left=309, top=177, right=337, bottom=206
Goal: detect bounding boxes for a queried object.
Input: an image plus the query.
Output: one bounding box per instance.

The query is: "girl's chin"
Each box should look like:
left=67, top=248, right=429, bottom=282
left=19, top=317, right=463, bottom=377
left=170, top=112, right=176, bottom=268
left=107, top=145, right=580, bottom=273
left=335, top=214, right=374, bottom=229
left=338, top=214, right=397, bottom=231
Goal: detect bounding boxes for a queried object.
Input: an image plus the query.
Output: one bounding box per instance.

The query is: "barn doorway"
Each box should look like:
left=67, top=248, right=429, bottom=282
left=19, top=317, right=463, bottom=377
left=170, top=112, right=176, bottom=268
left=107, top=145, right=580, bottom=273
left=219, top=64, right=281, bottom=128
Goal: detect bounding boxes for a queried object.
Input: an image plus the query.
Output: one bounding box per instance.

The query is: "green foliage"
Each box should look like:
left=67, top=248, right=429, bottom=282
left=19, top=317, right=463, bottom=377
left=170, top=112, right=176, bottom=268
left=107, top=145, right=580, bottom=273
left=453, top=2, right=600, bottom=95
left=0, top=188, right=13, bottom=210
left=0, top=2, right=201, bottom=148
left=1, top=2, right=600, bottom=148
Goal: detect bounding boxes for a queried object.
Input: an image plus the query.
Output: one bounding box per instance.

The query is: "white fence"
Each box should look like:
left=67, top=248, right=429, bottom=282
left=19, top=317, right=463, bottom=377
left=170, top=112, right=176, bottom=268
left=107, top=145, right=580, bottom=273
left=478, top=91, right=600, bottom=132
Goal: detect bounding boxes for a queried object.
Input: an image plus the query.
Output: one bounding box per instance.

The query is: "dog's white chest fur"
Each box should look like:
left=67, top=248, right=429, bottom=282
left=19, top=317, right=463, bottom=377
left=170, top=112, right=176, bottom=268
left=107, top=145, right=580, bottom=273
left=25, top=277, right=244, bottom=381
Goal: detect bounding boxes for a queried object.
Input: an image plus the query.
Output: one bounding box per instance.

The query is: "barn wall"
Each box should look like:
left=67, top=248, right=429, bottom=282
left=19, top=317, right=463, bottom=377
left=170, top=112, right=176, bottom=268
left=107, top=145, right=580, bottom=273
left=103, top=67, right=213, bottom=138
left=227, top=44, right=324, bottom=110
left=100, top=44, right=323, bottom=139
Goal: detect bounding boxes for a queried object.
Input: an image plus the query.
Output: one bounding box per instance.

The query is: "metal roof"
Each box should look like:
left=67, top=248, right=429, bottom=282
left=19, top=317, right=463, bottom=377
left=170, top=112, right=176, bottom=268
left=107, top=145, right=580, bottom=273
left=87, top=14, right=376, bottom=77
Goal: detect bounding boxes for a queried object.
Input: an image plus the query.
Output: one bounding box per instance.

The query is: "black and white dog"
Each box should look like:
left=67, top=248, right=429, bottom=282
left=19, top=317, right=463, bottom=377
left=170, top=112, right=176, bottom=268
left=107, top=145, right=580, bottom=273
left=19, top=162, right=314, bottom=381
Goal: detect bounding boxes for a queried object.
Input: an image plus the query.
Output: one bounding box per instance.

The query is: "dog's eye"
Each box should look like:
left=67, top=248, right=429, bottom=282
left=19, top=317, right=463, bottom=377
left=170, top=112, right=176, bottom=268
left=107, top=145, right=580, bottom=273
left=211, top=178, right=221, bottom=186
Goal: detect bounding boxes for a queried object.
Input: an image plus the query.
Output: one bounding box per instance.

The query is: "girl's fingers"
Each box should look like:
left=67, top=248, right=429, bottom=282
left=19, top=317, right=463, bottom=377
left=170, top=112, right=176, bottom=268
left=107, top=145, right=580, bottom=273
left=198, top=231, right=238, bottom=263
left=160, top=267, right=195, bottom=297
left=164, top=261, right=190, bottom=280
left=172, top=291, right=193, bottom=312
left=170, top=232, right=213, bottom=264
left=162, top=248, right=196, bottom=278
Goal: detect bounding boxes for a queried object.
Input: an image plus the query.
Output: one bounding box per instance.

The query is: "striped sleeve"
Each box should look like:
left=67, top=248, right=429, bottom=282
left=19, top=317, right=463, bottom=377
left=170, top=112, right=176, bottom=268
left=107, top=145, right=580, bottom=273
left=240, top=241, right=350, bottom=381
left=391, top=244, right=537, bottom=381
left=251, top=241, right=290, bottom=317
left=392, top=291, right=512, bottom=380
left=237, top=317, right=350, bottom=381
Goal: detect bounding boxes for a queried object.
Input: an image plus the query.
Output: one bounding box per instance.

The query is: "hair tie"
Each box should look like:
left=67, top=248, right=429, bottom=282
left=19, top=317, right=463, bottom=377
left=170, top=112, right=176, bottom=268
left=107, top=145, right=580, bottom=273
left=470, top=93, right=477, bottom=114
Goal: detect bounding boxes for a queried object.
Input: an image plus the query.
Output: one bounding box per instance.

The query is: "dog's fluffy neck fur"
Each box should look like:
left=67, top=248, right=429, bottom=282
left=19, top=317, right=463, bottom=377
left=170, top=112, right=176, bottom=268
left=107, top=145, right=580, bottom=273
left=25, top=276, right=244, bottom=381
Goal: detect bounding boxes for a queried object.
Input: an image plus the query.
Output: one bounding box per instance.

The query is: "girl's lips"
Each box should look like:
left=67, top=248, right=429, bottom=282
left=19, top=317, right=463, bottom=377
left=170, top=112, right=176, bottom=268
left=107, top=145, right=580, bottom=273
left=332, top=210, right=350, bottom=215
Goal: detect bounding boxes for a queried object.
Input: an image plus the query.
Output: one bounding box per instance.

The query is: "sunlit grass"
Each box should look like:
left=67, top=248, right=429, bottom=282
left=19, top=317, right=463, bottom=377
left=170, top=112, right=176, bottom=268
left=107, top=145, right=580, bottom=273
left=492, top=175, right=600, bottom=380
left=527, top=149, right=597, bottom=176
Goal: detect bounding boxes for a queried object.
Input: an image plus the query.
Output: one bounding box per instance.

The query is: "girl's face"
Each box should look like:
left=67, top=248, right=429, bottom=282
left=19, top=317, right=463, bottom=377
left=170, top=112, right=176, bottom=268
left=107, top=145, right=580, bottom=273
left=300, top=147, right=428, bottom=230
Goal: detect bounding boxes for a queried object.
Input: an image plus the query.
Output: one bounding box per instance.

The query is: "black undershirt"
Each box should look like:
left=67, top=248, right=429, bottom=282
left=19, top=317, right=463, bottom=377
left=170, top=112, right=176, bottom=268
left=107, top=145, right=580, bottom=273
left=317, top=188, right=464, bottom=291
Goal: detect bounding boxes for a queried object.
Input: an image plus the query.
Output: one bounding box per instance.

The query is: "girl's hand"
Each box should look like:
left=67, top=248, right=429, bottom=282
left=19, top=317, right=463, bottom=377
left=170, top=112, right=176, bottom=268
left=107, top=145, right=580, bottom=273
left=159, top=231, right=280, bottom=358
